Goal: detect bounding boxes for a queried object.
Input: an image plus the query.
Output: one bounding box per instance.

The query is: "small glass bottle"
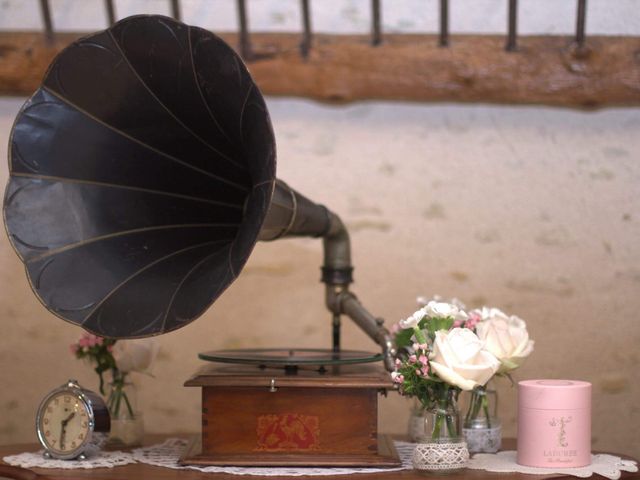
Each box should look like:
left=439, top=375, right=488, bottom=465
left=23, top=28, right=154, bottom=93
left=106, top=375, right=144, bottom=447
left=462, top=386, right=502, bottom=453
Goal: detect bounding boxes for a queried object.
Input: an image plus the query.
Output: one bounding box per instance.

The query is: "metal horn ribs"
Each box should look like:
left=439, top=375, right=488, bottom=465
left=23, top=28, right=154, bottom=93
left=5, top=15, right=276, bottom=338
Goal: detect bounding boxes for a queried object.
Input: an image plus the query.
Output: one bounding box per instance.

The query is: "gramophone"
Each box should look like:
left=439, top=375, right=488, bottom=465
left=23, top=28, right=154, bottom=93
left=3, top=15, right=399, bottom=466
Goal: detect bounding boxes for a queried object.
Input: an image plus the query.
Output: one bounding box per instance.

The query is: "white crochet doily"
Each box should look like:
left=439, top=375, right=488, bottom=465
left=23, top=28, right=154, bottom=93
left=132, top=438, right=414, bottom=476
left=6, top=440, right=637, bottom=479
left=3, top=448, right=135, bottom=469
left=468, top=450, right=638, bottom=480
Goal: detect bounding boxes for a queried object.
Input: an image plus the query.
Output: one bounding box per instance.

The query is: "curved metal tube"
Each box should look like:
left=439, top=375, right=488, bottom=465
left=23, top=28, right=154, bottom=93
left=259, top=180, right=396, bottom=371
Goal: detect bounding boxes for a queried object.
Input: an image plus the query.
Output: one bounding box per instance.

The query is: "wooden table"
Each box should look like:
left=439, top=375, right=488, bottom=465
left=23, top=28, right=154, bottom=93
left=1, top=437, right=638, bottom=480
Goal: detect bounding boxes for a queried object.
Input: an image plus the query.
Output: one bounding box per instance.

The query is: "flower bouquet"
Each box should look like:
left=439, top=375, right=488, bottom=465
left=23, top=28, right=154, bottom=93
left=392, top=300, right=502, bottom=472
left=70, top=333, right=158, bottom=446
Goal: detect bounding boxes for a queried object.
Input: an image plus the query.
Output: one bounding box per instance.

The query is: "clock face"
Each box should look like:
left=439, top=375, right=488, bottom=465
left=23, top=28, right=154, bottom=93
left=37, top=391, right=91, bottom=456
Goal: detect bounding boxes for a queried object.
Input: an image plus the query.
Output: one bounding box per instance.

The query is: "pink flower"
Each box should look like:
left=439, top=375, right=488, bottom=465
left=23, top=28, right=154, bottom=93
left=394, top=374, right=404, bottom=384
left=418, top=355, right=428, bottom=366
left=408, top=354, right=417, bottom=364
left=421, top=366, right=430, bottom=376
left=86, top=334, right=104, bottom=347
left=453, top=319, right=463, bottom=328
left=395, top=358, right=401, bottom=368
left=469, top=312, right=481, bottom=322
left=78, top=335, right=90, bottom=347
left=465, top=312, right=481, bottom=330
left=466, top=319, right=478, bottom=330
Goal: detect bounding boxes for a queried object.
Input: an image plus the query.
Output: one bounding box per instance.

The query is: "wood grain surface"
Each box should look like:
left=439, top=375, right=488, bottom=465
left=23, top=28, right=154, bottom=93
left=182, top=363, right=395, bottom=466
left=1, top=31, right=639, bottom=108
left=184, top=363, right=393, bottom=388
left=1, top=437, right=640, bottom=480
left=201, top=387, right=378, bottom=456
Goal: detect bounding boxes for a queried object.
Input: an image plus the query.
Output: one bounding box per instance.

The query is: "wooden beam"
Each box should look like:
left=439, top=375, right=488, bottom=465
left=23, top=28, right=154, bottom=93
left=1, top=31, right=639, bottom=108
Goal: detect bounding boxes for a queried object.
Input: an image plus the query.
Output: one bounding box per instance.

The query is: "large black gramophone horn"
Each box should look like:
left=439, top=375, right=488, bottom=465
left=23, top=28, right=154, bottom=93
left=3, top=15, right=395, bottom=369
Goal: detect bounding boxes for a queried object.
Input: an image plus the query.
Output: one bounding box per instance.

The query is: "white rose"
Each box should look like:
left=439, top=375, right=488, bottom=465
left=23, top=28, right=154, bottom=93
left=399, top=308, right=427, bottom=329
left=474, top=310, right=534, bottom=374
left=424, top=301, right=468, bottom=323
left=475, top=307, right=508, bottom=322
left=417, top=295, right=466, bottom=311
left=429, top=328, right=500, bottom=391
left=112, top=339, right=159, bottom=374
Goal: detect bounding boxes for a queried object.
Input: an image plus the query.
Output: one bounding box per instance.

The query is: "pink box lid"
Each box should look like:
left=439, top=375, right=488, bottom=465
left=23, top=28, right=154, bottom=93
left=519, top=379, right=591, bottom=410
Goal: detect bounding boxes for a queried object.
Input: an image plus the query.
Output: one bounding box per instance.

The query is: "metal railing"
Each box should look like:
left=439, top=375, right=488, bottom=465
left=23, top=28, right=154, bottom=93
left=36, top=0, right=592, bottom=59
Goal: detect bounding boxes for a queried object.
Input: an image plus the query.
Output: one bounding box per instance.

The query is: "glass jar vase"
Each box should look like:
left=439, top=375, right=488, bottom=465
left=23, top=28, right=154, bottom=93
left=105, top=375, right=144, bottom=448
left=408, top=399, right=428, bottom=442
left=462, top=386, right=501, bottom=453
left=411, top=389, right=469, bottom=474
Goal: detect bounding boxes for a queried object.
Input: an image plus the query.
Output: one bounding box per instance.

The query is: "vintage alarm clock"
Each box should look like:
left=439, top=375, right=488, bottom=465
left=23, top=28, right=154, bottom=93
left=35, top=380, right=110, bottom=459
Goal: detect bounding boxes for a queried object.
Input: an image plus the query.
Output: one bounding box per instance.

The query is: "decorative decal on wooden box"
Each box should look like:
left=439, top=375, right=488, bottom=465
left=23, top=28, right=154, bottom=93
left=256, top=413, right=320, bottom=451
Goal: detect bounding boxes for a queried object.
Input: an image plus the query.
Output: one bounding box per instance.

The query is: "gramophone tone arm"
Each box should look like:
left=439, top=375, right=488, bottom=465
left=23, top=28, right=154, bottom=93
left=325, top=286, right=396, bottom=372
left=322, top=215, right=395, bottom=371
left=257, top=180, right=396, bottom=371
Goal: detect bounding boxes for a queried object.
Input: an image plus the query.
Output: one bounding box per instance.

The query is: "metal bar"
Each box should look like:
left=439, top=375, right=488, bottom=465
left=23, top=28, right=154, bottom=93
left=170, top=0, right=182, bottom=21
left=300, top=0, right=312, bottom=58
left=104, top=0, right=116, bottom=26
left=39, top=0, right=54, bottom=44
left=576, top=0, right=587, bottom=47
left=236, top=0, right=252, bottom=59
left=506, top=0, right=518, bottom=51
left=332, top=314, right=341, bottom=353
left=371, top=0, right=382, bottom=46
left=439, top=0, right=449, bottom=47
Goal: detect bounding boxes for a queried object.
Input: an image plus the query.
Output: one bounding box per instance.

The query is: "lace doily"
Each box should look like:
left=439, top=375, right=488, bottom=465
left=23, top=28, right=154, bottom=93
left=132, top=438, right=414, bottom=476
left=7, top=440, right=636, bottom=479
left=463, top=425, right=502, bottom=453
left=411, top=441, right=469, bottom=471
left=468, top=450, right=639, bottom=480
left=3, top=448, right=135, bottom=469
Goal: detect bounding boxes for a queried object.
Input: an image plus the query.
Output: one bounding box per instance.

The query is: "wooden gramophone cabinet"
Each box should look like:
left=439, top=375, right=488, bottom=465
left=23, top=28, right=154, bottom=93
left=181, top=362, right=400, bottom=467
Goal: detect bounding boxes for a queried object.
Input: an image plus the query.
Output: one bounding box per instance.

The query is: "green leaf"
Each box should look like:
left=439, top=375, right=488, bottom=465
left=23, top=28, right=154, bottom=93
left=425, top=317, right=454, bottom=338
left=413, top=328, right=428, bottom=345
left=394, top=328, right=414, bottom=349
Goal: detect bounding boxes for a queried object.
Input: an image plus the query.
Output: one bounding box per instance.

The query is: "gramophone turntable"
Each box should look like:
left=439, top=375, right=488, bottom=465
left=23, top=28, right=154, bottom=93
left=3, top=15, right=398, bottom=466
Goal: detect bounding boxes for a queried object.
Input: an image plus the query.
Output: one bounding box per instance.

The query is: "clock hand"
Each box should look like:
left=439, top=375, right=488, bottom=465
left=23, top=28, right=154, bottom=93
left=59, top=411, right=77, bottom=451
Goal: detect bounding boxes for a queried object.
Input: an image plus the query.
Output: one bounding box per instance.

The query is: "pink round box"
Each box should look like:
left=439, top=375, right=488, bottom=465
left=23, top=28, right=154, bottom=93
left=517, top=379, right=592, bottom=467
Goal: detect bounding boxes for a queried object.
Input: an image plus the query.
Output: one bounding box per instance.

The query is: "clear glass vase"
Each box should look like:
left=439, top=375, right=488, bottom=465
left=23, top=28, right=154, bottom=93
left=412, top=389, right=469, bottom=474
left=408, top=399, right=428, bottom=442
left=105, top=374, right=144, bottom=448
left=462, top=386, right=502, bottom=453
